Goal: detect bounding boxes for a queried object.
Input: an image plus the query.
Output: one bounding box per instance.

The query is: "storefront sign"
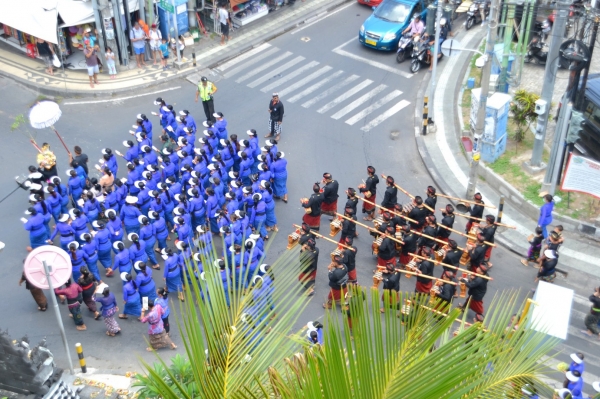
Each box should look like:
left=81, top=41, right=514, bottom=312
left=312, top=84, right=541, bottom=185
left=159, top=0, right=174, bottom=13
left=561, top=154, right=600, bottom=199
left=103, top=17, right=115, bottom=40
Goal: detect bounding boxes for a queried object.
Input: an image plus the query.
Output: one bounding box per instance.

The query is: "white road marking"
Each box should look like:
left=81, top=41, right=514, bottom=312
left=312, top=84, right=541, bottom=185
left=330, top=84, right=387, bottom=120
left=246, top=56, right=306, bottom=88
left=287, top=70, right=344, bottom=103
left=260, top=61, right=320, bottom=92
left=360, top=100, right=410, bottom=131
left=277, top=66, right=333, bottom=98
left=235, top=51, right=293, bottom=83
left=573, top=293, right=591, bottom=307
left=332, top=37, right=413, bottom=79
left=301, top=74, right=360, bottom=108
left=317, top=79, right=373, bottom=114
left=223, top=47, right=280, bottom=78
left=63, top=86, right=181, bottom=105
left=215, top=43, right=272, bottom=72
left=345, top=90, right=403, bottom=125
left=290, top=2, right=356, bottom=35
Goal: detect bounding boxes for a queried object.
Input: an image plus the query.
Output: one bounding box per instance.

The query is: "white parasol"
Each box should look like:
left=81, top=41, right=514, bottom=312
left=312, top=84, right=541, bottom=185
left=28, top=100, right=71, bottom=156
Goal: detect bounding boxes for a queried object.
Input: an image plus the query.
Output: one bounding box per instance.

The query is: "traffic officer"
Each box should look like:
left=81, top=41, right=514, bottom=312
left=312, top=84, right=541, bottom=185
left=195, top=76, right=217, bottom=124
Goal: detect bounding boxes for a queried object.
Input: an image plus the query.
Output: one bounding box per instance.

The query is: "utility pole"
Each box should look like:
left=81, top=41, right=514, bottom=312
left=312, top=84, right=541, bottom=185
left=498, top=1, right=515, bottom=93
left=91, top=0, right=107, bottom=67
left=97, top=0, right=121, bottom=70
left=172, top=0, right=181, bottom=63
left=527, top=0, right=569, bottom=169
left=110, top=0, right=129, bottom=66
left=466, top=0, right=499, bottom=198
left=577, top=13, right=600, bottom=109
left=541, top=99, right=571, bottom=195
left=429, top=0, right=444, bottom=123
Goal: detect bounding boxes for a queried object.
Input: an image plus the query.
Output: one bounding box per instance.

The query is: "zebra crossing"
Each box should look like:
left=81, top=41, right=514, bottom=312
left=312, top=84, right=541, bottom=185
left=215, top=43, right=411, bottom=132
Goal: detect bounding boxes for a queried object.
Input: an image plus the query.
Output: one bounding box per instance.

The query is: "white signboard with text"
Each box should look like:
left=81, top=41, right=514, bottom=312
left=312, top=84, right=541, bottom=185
left=561, top=154, right=600, bottom=199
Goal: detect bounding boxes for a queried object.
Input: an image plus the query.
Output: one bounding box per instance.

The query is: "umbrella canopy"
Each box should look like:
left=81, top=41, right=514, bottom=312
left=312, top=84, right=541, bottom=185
left=29, top=101, right=62, bottom=129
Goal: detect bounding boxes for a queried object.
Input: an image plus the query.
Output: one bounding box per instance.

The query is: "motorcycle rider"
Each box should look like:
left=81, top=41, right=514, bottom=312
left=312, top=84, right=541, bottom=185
left=480, top=0, right=491, bottom=26
left=427, top=18, right=450, bottom=71
left=403, top=14, right=425, bottom=37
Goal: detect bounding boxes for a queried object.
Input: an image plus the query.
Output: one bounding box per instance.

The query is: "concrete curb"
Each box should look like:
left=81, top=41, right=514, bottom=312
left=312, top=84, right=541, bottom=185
left=0, top=0, right=352, bottom=98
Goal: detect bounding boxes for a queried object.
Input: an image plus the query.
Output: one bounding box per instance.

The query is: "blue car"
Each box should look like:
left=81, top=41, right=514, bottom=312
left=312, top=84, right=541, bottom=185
left=359, top=0, right=428, bottom=51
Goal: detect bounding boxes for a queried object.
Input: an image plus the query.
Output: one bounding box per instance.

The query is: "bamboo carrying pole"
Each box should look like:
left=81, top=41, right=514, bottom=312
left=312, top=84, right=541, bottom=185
left=335, top=213, right=405, bottom=245
left=436, top=192, right=497, bottom=209
left=453, top=211, right=517, bottom=229
left=398, top=270, right=458, bottom=285
left=408, top=253, right=493, bottom=280
left=292, top=224, right=356, bottom=251
left=381, top=174, right=435, bottom=213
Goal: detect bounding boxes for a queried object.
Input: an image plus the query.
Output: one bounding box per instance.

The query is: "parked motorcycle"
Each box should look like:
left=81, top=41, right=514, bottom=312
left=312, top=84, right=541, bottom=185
left=396, top=33, right=414, bottom=63
left=409, top=35, right=443, bottom=73
left=524, top=37, right=569, bottom=68
left=465, top=0, right=490, bottom=30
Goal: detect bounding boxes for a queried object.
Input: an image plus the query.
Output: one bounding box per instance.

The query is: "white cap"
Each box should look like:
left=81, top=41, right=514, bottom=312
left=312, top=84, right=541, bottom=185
left=544, top=249, right=556, bottom=259
left=555, top=389, right=572, bottom=399
left=259, top=264, right=269, bottom=274
left=566, top=371, right=580, bottom=382
left=176, top=241, right=184, bottom=250
left=162, top=106, right=170, bottom=112
left=252, top=275, right=262, bottom=285
left=120, top=271, right=130, bottom=282
left=570, top=353, right=583, bottom=364
left=127, top=232, right=139, bottom=242
left=593, top=381, right=600, bottom=392
left=67, top=241, right=79, bottom=249
left=138, top=215, right=147, bottom=224
left=196, top=225, right=205, bottom=233
left=134, top=260, right=143, bottom=271
left=105, top=209, right=116, bottom=218
left=123, top=140, right=133, bottom=147
left=58, top=214, right=69, bottom=222
left=113, top=241, right=124, bottom=250
left=126, top=195, right=138, bottom=204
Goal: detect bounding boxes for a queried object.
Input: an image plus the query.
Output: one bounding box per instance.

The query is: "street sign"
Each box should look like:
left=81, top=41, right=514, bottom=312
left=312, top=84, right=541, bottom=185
left=441, top=39, right=461, bottom=57
left=159, top=0, right=174, bottom=13
left=24, top=246, right=71, bottom=289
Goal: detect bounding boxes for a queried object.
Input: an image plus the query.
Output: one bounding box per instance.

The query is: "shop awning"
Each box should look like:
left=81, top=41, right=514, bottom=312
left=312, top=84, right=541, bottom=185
left=0, top=0, right=58, bottom=43
left=57, top=0, right=94, bottom=27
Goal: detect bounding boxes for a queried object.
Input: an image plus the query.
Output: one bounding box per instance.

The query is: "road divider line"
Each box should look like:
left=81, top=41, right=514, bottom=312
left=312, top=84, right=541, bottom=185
left=330, top=84, right=387, bottom=120
left=223, top=47, right=280, bottom=78
left=360, top=100, right=410, bottom=132
left=301, top=74, right=360, bottom=108
left=291, top=2, right=355, bottom=35
left=278, top=66, right=333, bottom=98
left=317, top=79, right=373, bottom=114
left=216, top=43, right=272, bottom=72
left=345, top=90, right=403, bottom=125
left=236, top=52, right=293, bottom=83
left=287, top=70, right=344, bottom=103
left=247, top=56, right=306, bottom=88
left=260, top=61, right=320, bottom=92
left=63, top=86, right=181, bottom=105
left=333, top=48, right=413, bottom=79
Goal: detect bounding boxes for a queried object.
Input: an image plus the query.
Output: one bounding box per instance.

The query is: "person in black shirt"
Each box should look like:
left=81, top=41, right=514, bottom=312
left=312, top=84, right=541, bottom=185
left=381, top=176, right=398, bottom=210
left=408, top=196, right=428, bottom=232
left=435, top=270, right=456, bottom=307
left=324, top=255, right=348, bottom=309
left=581, top=286, right=600, bottom=339
left=374, top=212, right=392, bottom=236
left=360, top=166, right=379, bottom=221
left=376, top=225, right=397, bottom=268
left=345, top=187, right=359, bottom=217
left=459, top=265, right=489, bottom=321
left=342, top=236, right=357, bottom=284
left=415, top=247, right=435, bottom=293
left=400, top=225, right=418, bottom=266
left=340, top=208, right=357, bottom=243
left=266, top=93, right=284, bottom=140
left=380, top=263, right=401, bottom=312
left=467, top=234, right=486, bottom=272
left=535, top=249, right=558, bottom=283
left=437, top=204, right=455, bottom=242
left=521, top=227, right=543, bottom=266
left=299, top=238, right=319, bottom=296
left=442, top=239, right=463, bottom=272
left=321, top=173, right=339, bottom=219
left=417, top=215, right=437, bottom=253
left=465, top=192, right=485, bottom=233
left=390, top=203, right=406, bottom=230
left=301, top=183, right=323, bottom=231
left=299, top=222, right=315, bottom=246
left=424, top=186, right=437, bottom=216
left=481, top=215, right=497, bottom=264
left=71, top=146, right=89, bottom=176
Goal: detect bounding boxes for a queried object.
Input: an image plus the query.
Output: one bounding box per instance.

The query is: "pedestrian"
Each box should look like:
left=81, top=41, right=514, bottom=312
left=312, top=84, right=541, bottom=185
left=81, top=233, right=101, bottom=282
left=119, top=272, right=142, bottom=320
left=141, top=301, right=177, bottom=351
left=130, top=21, right=148, bottom=68
left=342, top=236, right=357, bottom=284
left=265, top=93, right=284, bottom=140
left=77, top=266, right=100, bottom=320
left=534, top=249, right=558, bottom=283
left=567, top=353, right=585, bottom=375
left=159, top=37, right=169, bottom=70
left=218, top=3, right=232, bottom=46
left=195, top=76, right=217, bottom=123
left=582, top=286, right=600, bottom=340
left=35, top=38, right=55, bottom=75
left=521, top=227, right=544, bottom=266
left=48, top=213, right=75, bottom=251
left=323, top=255, right=348, bottom=309
left=270, top=152, right=287, bottom=203
left=359, top=166, right=379, bottom=221
left=19, top=270, right=47, bottom=311
left=564, top=371, right=583, bottom=399
left=320, top=173, right=339, bottom=219
left=380, top=263, right=401, bottom=313
left=148, top=24, right=162, bottom=65
left=105, top=46, right=117, bottom=79
left=54, top=278, right=86, bottom=331
left=163, top=249, right=183, bottom=301
left=68, top=241, right=88, bottom=282
left=538, top=193, right=554, bottom=239
left=155, top=287, right=171, bottom=335
left=93, top=286, right=121, bottom=336
left=51, top=177, right=70, bottom=214
left=83, top=41, right=100, bottom=88
left=459, top=265, right=489, bottom=323
left=22, top=207, right=48, bottom=252
left=135, top=261, right=158, bottom=304
left=301, top=183, right=323, bottom=232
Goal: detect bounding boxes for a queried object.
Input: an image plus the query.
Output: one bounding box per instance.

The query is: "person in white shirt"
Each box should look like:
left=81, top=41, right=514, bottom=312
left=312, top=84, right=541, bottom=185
left=218, top=4, right=232, bottom=46
left=148, top=24, right=162, bottom=65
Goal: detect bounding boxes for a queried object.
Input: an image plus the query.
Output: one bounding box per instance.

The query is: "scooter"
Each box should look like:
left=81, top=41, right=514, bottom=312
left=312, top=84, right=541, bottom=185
left=465, top=0, right=490, bottom=30
left=396, top=33, right=414, bottom=63
left=524, top=21, right=568, bottom=68
left=409, top=35, right=443, bottom=73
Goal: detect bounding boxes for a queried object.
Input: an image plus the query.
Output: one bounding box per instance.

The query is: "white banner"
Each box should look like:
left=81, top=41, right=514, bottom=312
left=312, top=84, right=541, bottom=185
left=561, top=154, right=600, bottom=199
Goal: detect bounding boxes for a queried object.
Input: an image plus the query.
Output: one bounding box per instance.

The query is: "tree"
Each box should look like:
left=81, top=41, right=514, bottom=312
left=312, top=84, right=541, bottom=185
left=510, top=90, right=540, bottom=143
left=134, top=244, right=559, bottom=399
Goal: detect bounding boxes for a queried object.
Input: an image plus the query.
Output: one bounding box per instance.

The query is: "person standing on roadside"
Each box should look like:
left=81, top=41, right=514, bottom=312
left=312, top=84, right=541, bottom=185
left=195, top=76, right=217, bottom=123
left=130, top=21, right=148, bottom=69
left=582, top=286, right=600, bottom=340
left=219, top=3, right=232, bottom=46
left=149, top=24, right=162, bottom=65
left=265, top=93, right=284, bottom=140
left=35, top=38, right=55, bottom=76
left=83, top=41, right=100, bottom=88
left=70, top=146, right=89, bottom=176
left=538, top=194, right=554, bottom=239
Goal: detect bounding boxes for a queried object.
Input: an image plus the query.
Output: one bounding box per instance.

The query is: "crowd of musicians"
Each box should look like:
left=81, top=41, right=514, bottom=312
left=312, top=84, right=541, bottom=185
left=292, top=166, right=506, bottom=321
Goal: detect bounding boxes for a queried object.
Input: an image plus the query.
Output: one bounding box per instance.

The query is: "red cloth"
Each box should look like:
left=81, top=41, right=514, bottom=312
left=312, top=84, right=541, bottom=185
left=298, top=270, right=317, bottom=283
left=415, top=280, right=432, bottom=293
left=399, top=253, right=411, bottom=266
left=327, top=287, right=345, bottom=302
left=377, top=256, right=396, bottom=267
left=363, top=195, right=376, bottom=211
left=437, top=237, right=449, bottom=244
left=469, top=298, right=484, bottom=315
left=302, top=213, right=321, bottom=229
left=381, top=290, right=400, bottom=305
left=321, top=200, right=337, bottom=213
left=484, top=246, right=493, bottom=259
left=466, top=221, right=474, bottom=233
left=348, top=269, right=357, bottom=282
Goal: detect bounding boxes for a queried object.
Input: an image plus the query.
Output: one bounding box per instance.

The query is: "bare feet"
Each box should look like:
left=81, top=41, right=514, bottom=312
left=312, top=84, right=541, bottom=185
left=76, top=325, right=87, bottom=331
left=146, top=347, right=153, bottom=352
left=118, top=314, right=128, bottom=319
left=171, top=343, right=177, bottom=350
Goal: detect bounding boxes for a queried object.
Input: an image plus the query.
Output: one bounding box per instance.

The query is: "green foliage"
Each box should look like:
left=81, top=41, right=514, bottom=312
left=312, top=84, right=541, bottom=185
left=510, top=90, right=540, bottom=143
left=10, top=114, right=27, bottom=132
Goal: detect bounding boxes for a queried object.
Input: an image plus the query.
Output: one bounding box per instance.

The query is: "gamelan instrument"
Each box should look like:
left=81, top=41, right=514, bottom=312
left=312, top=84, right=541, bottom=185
left=335, top=213, right=404, bottom=247
left=358, top=182, right=372, bottom=198
left=459, top=241, right=475, bottom=267
left=434, top=215, right=497, bottom=247
left=373, top=216, right=385, bottom=230
left=407, top=252, right=493, bottom=280
left=429, top=280, right=443, bottom=304
left=381, top=174, right=435, bottom=213
left=300, top=198, right=311, bottom=214
left=459, top=273, right=467, bottom=298
left=398, top=270, right=457, bottom=285
left=435, top=244, right=450, bottom=263
left=372, top=236, right=383, bottom=255
left=358, top=197, right=418, bottom=225
left=372, top=270, right=383, bottom=289
left=292, top=224, right=356, bottom=252
left=454, top=211, right=517, bottom=229
left=330, top=247, right=343, bottom=262
left=436, top=192, right=497, bottom=209
left=403, top=257, right=419, bottom=279
left=330, top=216, right=343, bottom=237
left=402, top=202, right=415, bottom=215
left=287, top=227, right=301, bottom=250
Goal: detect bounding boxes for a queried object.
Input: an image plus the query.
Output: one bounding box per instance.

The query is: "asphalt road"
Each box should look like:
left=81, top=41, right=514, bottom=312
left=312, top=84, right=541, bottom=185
left=0, top=2, right=598, bottom=392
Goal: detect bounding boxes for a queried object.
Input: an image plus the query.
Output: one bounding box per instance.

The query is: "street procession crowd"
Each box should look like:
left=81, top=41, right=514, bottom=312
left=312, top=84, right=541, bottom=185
left=19, top=81, right=289, bottom=351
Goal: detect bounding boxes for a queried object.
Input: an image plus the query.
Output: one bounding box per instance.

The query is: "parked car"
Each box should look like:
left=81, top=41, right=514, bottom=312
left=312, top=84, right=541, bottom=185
left=358, top=0, right=429, bottom=51
left=357, top=0, right=384, bottom=6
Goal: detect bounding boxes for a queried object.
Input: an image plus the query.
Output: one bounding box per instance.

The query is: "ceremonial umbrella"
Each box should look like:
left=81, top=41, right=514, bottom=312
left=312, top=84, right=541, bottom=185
left=28, top=100, right=71, bottom=156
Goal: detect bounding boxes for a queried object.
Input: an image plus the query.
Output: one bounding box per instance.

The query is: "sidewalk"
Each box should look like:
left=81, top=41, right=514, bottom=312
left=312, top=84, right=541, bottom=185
left=416, top=26, right=600, bottom=290
left=0, top=0, right=350, bottom=98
